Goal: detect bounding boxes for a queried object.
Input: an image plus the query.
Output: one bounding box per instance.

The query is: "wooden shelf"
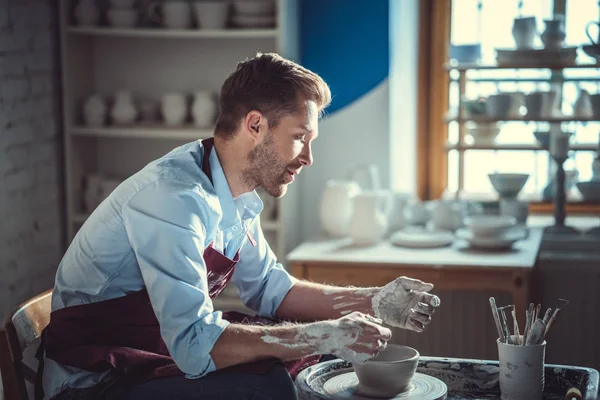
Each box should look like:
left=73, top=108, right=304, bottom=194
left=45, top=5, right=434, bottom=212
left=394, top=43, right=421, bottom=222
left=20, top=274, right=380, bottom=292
left=444, top=62, right=600, bottom=71
left=70, top=125, right=213, bottom=140
left=446, top=115, right=600, bottom=123
left=67, top=26, right=278, bottom=39
left=529, top=202, right=600, bottom=214
left=445, top=143, right=598, bottom=151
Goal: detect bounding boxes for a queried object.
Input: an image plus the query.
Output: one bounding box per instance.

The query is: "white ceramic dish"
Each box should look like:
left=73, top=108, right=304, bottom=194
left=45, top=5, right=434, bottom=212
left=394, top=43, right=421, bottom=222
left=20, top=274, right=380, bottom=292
left=576, top=180, right=600, bottom=201
left=463, top=215, right=517, bottom=237
left=456, top=227, right=525, bottom=250
left=488, top=173, right=529, bottom=198
left=390, top=227, right=454, bottom=249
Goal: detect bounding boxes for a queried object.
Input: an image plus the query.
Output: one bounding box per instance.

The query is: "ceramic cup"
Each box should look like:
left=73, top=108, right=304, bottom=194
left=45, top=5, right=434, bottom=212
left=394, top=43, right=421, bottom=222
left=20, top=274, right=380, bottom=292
left=353, top=344, right=419, bottom=398
left=497, top=335, right=546, bottom=400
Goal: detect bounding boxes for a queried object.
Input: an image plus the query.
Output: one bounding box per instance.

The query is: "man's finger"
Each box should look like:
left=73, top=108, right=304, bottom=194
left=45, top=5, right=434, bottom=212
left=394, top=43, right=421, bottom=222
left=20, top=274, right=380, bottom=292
left=408, top=319, right=424, bottom=332
left=398, top=277, right=434, bottom=292
left=410, top=309, right=432, bottom=325
left=415, top=301, right=435, bottom=315
left=420, top=293, right=441, bottom=307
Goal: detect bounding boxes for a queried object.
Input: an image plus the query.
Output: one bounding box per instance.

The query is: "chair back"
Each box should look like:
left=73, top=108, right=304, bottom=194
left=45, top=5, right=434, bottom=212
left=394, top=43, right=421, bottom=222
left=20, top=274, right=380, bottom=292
left=1, top=290, right=52, bottom=400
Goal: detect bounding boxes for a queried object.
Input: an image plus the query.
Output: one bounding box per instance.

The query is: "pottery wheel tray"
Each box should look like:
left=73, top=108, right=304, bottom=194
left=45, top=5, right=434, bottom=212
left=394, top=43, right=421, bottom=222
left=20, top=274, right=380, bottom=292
left=296, top=356, right=599, bottom=399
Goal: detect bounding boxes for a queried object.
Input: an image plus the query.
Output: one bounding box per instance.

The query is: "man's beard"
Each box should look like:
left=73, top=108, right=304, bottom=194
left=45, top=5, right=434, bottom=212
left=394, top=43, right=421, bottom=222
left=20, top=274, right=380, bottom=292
left=242, top=133, right=293, bottom=198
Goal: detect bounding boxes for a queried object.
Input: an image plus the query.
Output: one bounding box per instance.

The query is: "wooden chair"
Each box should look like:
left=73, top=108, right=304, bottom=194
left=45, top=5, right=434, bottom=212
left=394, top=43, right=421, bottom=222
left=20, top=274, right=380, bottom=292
left=1, top=290, right=52, bottom=400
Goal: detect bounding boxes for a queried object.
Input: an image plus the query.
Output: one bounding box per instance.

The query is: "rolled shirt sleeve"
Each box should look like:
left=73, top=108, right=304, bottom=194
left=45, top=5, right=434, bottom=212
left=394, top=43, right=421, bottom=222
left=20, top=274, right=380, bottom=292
left=122, top=178, right=229, bottom=378
left=231, top=217, right=299, bottom=317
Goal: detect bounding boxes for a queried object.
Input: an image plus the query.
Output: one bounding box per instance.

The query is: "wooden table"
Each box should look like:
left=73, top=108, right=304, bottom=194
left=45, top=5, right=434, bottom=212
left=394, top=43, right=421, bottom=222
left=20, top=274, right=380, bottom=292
left=287, top=228, right=544, bottom=325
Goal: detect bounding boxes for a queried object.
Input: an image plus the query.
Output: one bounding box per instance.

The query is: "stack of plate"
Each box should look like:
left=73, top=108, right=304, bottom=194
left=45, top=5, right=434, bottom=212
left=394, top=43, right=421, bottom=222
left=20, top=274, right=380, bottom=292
left=231, top=0, right=276, bottom=28
left=456, top=215, right=525, bottom=251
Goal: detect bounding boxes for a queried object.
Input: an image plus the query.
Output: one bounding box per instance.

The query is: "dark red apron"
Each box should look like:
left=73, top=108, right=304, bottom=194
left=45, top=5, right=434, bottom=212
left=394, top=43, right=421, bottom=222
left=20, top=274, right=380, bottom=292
left=37, top=137, right=319, bottom=399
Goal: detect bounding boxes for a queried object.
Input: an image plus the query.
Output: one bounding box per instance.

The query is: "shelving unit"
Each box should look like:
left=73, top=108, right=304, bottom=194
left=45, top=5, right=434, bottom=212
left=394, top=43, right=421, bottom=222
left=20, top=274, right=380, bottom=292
left=59, top=0, right=300, bottom=311
left=444, top=60, right=600, bottom=212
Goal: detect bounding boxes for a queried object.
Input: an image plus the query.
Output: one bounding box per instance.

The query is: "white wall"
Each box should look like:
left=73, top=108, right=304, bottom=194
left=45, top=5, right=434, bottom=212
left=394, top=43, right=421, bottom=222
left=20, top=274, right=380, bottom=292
left=298, top=80, right=390, bottom=239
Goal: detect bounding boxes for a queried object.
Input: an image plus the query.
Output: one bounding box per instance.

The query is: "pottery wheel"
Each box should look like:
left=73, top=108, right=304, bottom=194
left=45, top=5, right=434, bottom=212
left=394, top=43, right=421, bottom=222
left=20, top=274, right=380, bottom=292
left=322, top=372, right=447, bottom=400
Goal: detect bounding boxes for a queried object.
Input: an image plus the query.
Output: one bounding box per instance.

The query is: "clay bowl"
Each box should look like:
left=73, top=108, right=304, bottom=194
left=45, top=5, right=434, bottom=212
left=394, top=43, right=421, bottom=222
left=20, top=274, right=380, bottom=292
left=353, top=344, right=419, bottom=398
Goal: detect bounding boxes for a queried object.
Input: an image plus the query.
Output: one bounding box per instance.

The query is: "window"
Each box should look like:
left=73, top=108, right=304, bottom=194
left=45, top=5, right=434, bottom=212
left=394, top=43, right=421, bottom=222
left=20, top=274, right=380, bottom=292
left=420, top=0, right=600, bottom=211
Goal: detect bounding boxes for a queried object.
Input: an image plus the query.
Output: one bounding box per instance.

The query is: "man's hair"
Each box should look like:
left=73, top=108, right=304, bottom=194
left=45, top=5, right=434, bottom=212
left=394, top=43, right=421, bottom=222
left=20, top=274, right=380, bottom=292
left=214, top=53, right=331, bottom=139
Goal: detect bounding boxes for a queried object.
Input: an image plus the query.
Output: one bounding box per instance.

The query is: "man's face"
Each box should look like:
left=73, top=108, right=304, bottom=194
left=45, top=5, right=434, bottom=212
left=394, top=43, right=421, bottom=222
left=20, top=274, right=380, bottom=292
left=244, top=100, right=319, bottom=198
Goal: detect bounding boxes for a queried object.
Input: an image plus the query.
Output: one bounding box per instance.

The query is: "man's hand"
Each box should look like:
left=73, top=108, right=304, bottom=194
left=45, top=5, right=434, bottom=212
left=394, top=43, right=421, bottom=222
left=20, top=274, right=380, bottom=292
left=317, top=312, right=392, bottom=364
left=372, top=277, right=440, bottom=332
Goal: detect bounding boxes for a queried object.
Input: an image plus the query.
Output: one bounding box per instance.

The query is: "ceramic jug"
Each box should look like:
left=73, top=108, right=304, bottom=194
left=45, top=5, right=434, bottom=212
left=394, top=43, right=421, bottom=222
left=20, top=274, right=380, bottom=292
left=191, top=91, right=217, bottom=128
left=541, top=16, right=566, bottom=49
left=348, top=191, right=392, bottom=246
left=75, top=0, right=100, bottom=26
left=110, top=91, right=137, bottom=125
left=319, top=180, right=361, bottom=238
left=428, top=200, right=467, bottom=232
left=512, top=17, right=537, bottom=50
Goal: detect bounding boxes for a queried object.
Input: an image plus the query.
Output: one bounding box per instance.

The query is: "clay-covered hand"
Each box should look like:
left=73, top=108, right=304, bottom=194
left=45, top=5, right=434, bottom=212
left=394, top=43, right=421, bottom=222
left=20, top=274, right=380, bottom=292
left=319, top=311, right=392, bottom=364
left=371, top=276, right=440, bottom=332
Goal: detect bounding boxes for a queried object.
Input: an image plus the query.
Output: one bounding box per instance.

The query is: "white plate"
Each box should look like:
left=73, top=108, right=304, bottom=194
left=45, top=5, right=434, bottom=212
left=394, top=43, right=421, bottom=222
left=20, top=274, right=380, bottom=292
left=455, top=227, right=525, bottom=250
left=390, top=227, right=454, bottom=249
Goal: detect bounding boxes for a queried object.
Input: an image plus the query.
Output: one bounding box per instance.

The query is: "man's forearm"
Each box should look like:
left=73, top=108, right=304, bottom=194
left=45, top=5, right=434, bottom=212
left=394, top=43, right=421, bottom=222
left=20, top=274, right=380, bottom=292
left=275, top=281, right=380, bottom=322
left=210, top=322, right=316, bottom=370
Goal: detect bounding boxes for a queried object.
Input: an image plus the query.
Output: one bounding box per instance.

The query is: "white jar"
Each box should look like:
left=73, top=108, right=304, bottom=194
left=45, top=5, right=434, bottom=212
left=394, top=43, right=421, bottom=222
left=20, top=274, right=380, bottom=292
left=111, top=91, right=138, bottom=125
left=75, top=0, right=100, bottom=26
left=83, top=95, right=107, bottom=127
left=191, top=91, right=217, bottom=128
left=161, top=93, right=187, bottom=126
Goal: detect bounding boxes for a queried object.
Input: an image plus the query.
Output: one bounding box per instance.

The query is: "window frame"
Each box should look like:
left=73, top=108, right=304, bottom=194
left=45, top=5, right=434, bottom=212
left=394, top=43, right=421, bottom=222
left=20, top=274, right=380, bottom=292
left=416, top=0, right=600, bottom=214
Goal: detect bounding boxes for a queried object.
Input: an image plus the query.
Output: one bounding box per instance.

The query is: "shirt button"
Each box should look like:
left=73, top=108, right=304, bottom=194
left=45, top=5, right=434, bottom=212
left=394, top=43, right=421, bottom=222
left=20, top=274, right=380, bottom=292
left=232, top=226, right=238, bottom=231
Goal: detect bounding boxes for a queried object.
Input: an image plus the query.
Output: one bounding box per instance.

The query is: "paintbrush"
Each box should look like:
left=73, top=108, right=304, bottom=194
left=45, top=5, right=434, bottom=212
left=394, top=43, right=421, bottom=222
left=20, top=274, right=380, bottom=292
left=498, top=305, right=513, bottom=344
left=511, top=307, right=521, bottom=345
left=535, top=303, right=541, bottom=321
left=542, top=308, right=553, bottom=325
left=489, top=297, right=505, bottom=342
left=522, top=303, right=534, bottom=346
left=544, top=298, right=569, bottom=339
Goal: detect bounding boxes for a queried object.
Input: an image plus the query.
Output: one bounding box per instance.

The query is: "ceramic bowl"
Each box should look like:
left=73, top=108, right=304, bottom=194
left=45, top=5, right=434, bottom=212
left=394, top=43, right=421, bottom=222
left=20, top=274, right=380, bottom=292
left=463, top=215, right=517, bottom=237
left=467, top=122, right=501, bottom=145
left=533, top=130, right=573, bottom=149
left=353, top=344, right=419, bottom=398
left=576, top=180, right=600, bottom=201
left=488, top=173, right=529, bottom=198
left=450, top=44, right=482, bottom=63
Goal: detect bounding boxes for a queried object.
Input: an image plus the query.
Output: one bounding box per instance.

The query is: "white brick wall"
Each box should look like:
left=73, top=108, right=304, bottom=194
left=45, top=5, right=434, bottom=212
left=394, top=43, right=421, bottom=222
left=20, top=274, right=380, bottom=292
left=0, top=0, right=63, bottom=327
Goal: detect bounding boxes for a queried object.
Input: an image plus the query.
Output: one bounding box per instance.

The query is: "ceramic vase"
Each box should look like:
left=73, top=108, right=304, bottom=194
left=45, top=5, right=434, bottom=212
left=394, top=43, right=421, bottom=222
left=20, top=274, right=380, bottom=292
left=83, top=95, right=107, bottom=127
left=161, top=93, right=187, bottom=126
left=541, top=17, right=566, bottom=49
left=191, top=91, right=217, bottom=128
left=110, top=91, right=137, bottom=125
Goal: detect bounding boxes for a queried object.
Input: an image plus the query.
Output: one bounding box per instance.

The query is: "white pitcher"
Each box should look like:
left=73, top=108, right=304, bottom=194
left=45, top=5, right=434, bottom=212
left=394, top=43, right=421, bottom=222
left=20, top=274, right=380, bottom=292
left=319, top=180, right=360, bottom=238
left=348, top=191, right=392, bottom=246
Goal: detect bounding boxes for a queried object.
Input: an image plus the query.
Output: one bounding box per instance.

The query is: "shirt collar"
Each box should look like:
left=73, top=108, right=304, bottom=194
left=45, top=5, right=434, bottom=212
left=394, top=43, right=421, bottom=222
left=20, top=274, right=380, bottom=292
left=208, top=146, right=264, bottom=230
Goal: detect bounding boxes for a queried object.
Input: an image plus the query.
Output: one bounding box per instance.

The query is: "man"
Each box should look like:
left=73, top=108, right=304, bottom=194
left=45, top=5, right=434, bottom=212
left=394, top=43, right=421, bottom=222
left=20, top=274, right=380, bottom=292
left=41, top=53, right=439, bottom=400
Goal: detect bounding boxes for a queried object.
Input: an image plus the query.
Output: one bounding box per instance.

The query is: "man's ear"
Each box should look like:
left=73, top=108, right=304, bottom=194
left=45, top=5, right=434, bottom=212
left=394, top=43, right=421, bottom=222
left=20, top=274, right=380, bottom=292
left=243, top=110, right=266, bottom=141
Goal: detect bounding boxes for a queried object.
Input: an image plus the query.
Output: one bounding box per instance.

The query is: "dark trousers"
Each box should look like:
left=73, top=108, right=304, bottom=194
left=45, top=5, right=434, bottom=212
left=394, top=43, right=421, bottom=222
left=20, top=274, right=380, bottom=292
left=103, top=363, right=297, bottom=400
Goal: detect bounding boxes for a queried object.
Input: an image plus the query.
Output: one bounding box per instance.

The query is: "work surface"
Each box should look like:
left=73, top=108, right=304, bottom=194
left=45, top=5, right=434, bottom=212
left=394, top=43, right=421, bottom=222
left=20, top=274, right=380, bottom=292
left=287, top=227, right=544, bottom=269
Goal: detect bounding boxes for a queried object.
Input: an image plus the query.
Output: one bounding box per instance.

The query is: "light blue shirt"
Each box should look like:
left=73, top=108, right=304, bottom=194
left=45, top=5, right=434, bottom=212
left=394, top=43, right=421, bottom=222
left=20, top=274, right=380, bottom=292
left=43, top=140, right=298, bottom=399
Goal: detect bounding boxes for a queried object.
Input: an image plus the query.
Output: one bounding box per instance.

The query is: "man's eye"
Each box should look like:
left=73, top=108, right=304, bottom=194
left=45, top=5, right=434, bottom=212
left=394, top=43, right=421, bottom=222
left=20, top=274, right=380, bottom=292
left=295, top=135, right=306, bottom=143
